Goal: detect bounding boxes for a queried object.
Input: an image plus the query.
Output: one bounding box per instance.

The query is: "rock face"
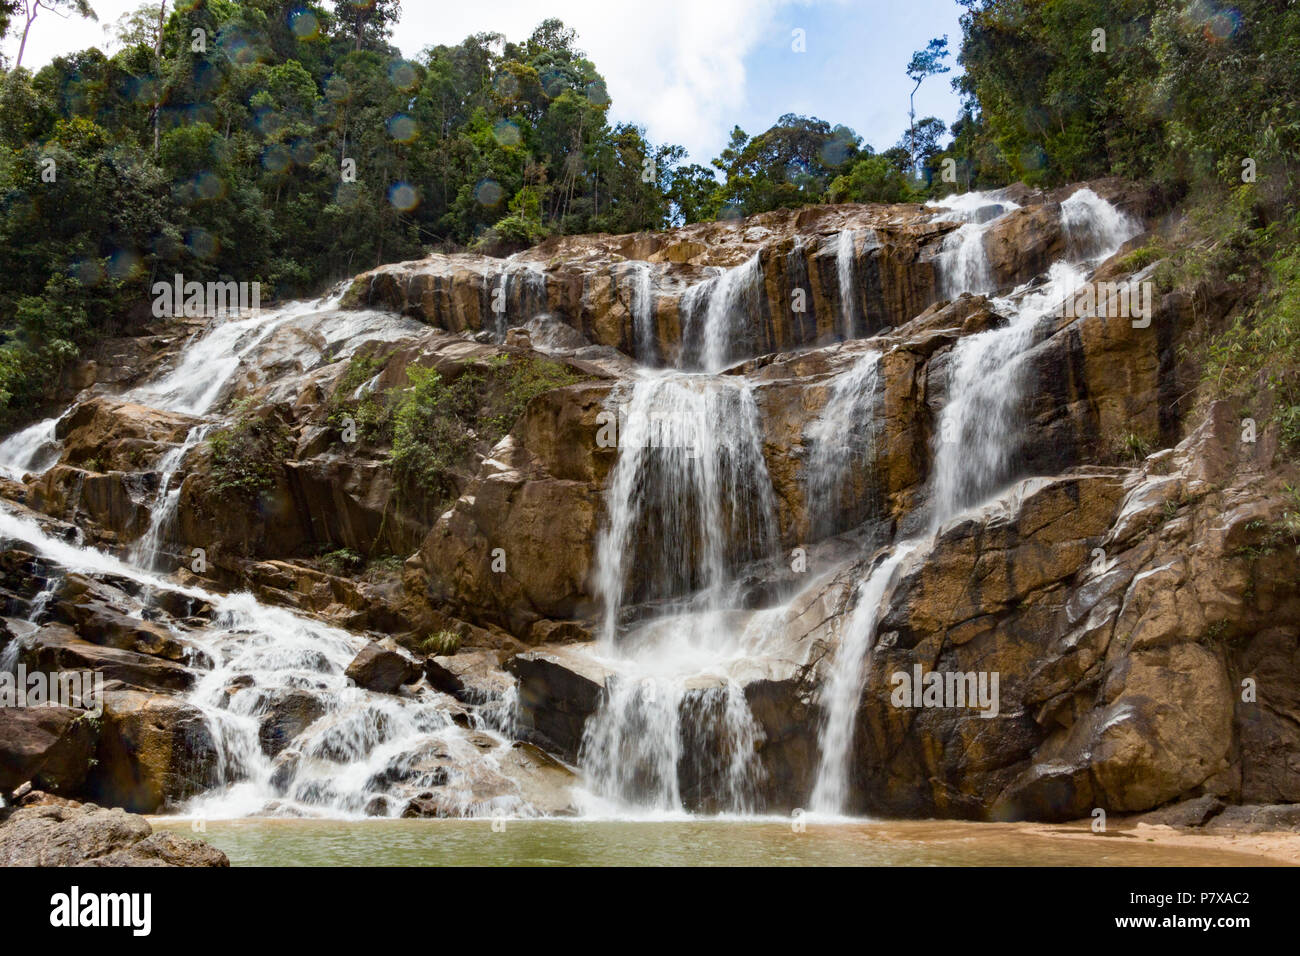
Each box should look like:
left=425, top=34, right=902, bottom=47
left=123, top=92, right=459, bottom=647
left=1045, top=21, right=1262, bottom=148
left=2, top=174, right=1294, bottom=828
left=849, top=403, right=1300, bottom=821
left=344, top=182, right=1150, bottom=367
left=0, top=797, right=228, bottom=866
left=505, top=649, right=610, bottom=763
left=85, top=689, right=221, bottom=813
left=344, top=642, right=421, bottom=694
left=0, top=707, right=98, bottom=795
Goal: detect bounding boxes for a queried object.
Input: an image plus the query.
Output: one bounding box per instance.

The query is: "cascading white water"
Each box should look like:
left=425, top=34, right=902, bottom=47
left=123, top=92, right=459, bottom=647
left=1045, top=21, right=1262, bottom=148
left=0, top=417, right=63, bottom=480
left=835, top=230, right=858, bottom=338
left=0, top=492, right=530, bottom=819
left=0, top=289, right=532, bottom=820
left=928, top=188, right=1139, bottom=526
left=129, top=424, right=215, bottom=571
left=492, top=261, right=548, bottom=341
left=809, top=544, right=914, bottom=814
left=629, top=262, right=657, bottom=365
left=804, top=351, right=882, bottom=540
left=128, top=299, right=319, bottom=416
left=592, top=372, right=778, bottom=642
left=579, top=371, right=779, bottom=813
left=681, top=256, right=764, bottom=373
left=929, top=191, right=1022, bottom=299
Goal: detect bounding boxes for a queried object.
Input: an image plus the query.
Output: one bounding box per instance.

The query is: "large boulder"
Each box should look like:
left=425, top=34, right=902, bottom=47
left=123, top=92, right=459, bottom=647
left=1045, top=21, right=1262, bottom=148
left=504, top=648, right=611, bottom=763
left=0, top=798, right=227, bottom=866
left=21, top=625, right=195, bottom=694
left=84, top=689, right=221, bottom=813
left=0, top=707, right=98, bottom=795
left=344, top=642, right=420, bottom=694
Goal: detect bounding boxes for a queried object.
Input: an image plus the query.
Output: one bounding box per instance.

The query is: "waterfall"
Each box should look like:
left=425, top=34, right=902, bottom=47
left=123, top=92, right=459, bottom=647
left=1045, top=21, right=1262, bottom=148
left=835, top=230, right=858, bottom=338
left=0, top=500, right=530, bottom=820
left=493, top=261, right=548, bottom=341
left=129, top=424, right=215, bottom=571
left=929, top=191, right=1022, bottom=299
left=0, top=416, right=63, bottom=480
left=128, top=301, right=320, bottom=417
left=681, top=256, right=764, bottom=373
left=579, top=371, right=778, bottom=814
left=0, top=289, right=532, bottom=820
left=804, top=351, right=882, bottom=540
left=928, top=188, right=1139, bottom=526
left=629, top=262, right=657, bottom=365
left=593, top=372, right=778, bottom=642
left=810, top=545, right=913, bottom=814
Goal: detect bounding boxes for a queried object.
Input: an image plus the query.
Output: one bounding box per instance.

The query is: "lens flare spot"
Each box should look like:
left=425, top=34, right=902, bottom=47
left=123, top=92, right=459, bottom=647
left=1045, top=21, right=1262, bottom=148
left=187, top=228, right=219, bottom=260
left=388, top=59, right=418, bottom=91
left=388, top=182, right=419, bottom=212
left=474, top=179, right=504, bottom=207
left=492, top=120, right=521, bottom=147
left=290, top=9, right=320, bottom=40
left=387, top=113, right=418, bottom=143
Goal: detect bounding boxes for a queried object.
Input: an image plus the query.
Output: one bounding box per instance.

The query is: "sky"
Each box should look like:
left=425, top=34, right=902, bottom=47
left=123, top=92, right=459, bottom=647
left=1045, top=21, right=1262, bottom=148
left=3, top=0, right=967, bottom=164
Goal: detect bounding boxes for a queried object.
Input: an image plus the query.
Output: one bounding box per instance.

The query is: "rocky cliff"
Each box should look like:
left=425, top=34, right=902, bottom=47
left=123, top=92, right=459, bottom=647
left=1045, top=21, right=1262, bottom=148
left=1, top=178, right=1296, bottom=831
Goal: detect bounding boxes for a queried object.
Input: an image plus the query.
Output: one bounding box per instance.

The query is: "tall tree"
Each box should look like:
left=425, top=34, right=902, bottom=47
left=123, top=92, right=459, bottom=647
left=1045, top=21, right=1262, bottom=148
left=905, top=35, right=949, bottom=172
left=333, top=0, right=399, bottom=52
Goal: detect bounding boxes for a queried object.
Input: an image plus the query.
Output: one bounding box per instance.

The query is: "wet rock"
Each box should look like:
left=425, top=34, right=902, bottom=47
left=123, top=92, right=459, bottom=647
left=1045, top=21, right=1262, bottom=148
left=1133, top=795, right=1226, bottom=828
left=21, top=624, right=195, bottom=693
left=422, top=649, right=513, bottom=704
left=1203, top=804, right=1300, bottom=834
left=257, top=690, right=327, bottom=757
left=504, top=647, right=610, bottom=763
left=85, top=688, right=221, bottom=813
left=344, top=642, right=421, bottom=694
left=50, top=575, right=195, bottom=661
left=269, top=750, right=300, bottom=796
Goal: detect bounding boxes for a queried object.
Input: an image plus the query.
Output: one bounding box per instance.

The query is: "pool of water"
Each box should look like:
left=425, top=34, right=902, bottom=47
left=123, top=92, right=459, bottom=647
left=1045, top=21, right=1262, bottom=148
left=150, top=818, right=1278, bottom=867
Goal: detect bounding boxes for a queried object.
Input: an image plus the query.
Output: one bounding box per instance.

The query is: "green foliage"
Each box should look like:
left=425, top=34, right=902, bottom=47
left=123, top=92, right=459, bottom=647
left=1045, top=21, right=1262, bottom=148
left=953, top=0, right=1300, bottom=199
left=708, top=115, right=862, bottom=218
left=388, top=355, right=587, bottom=504
left=328, top=351, right=394, bottom=441
left=420, top=629, right=463, bottom=656
left=207, top=401, right=291, bottom=502
left=1201, top=235, right=1300, bottom=453
left=319, top=547, right=364, bottom=575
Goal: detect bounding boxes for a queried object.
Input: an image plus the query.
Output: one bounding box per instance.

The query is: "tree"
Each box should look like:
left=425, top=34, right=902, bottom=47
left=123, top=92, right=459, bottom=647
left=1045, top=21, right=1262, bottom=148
left=14, top=0, right=97, bottom=68
left=333, top=0, right=400, bottom=53
left=108, top=1, right=163, bottom=51
left=905, top=35, right=949, bottom=172
left=901, top=115, right=947, bottom=181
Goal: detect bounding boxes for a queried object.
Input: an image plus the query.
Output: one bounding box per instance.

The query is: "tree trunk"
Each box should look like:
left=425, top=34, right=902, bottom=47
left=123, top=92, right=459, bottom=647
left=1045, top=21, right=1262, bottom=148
left=16, top=2, right=37, bottom=69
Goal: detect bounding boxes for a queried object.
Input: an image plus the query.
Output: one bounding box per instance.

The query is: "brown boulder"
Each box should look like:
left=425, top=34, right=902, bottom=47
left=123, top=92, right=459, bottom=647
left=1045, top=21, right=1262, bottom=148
left=85, top=688, right=221, bottom=813
left=0, top=706, right=98, bottom=795
left=344, top=642, right=420, bottom=694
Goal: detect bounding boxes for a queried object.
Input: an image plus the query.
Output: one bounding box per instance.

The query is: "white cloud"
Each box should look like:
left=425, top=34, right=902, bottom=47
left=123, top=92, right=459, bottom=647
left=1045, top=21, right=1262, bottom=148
left=397, top=0, right=806, bottom=163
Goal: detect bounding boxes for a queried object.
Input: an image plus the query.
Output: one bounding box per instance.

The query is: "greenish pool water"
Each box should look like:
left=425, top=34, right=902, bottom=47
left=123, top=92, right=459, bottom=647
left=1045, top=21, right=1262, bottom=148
left=150, top=818, right=1280, bottom=867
